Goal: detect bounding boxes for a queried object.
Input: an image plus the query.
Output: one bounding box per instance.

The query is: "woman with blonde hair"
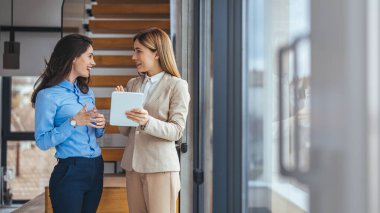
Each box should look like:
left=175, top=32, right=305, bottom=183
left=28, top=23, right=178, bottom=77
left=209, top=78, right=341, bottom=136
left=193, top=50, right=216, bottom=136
left=115, top=27, right=190, bottom=213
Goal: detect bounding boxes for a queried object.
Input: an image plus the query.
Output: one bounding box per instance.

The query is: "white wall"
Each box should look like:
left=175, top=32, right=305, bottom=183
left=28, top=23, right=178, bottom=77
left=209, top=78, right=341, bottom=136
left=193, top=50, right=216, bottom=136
left=0, top=0, right=62, bottom=26
left=0, top=32, right=60, bottom=76
left=0, top=0, right=64, bottom=169
left=0, top=0, right=63, bottom=76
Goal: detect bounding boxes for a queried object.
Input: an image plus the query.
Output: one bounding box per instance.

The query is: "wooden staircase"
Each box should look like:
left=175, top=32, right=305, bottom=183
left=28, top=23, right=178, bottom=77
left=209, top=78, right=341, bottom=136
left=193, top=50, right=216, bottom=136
left=88, top=0, right=170, bottom=139
left=91, top=4, right=170, bottom=18
left=89, top=0, right=170, bottom=145
left=93, top=55, right=135, bottom=67
left=91, top=37, right=134, bottom=50
left=89, top=20, right=170, bottom=34
left=88, top=0, right=176, bottom=212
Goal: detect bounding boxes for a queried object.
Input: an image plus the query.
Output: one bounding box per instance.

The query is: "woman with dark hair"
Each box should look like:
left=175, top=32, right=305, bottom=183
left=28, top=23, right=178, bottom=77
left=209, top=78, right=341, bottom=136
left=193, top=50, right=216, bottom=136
left=115, top=27, right=190, bottom=213
left=32, top=34, right=106, bottom=213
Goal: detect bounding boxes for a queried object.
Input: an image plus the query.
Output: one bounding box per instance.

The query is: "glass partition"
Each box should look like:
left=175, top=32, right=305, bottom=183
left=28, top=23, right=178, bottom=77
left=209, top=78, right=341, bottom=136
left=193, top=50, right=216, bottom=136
left=11, top=77, right=38, bottom=132
left=7, top=141, right=55, bottom=200
left=244, top=0, right=310, bottom=212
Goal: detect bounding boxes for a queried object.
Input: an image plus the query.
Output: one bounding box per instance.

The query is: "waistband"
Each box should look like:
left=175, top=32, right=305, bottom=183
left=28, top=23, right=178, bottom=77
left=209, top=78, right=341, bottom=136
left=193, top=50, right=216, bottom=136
left=57, top=155, right=103, bottom=164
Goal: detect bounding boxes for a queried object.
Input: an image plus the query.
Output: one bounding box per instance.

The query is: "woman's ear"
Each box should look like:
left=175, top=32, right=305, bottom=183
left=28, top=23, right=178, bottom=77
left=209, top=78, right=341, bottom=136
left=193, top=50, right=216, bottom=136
left=154, top=52, right=159, bottom=60
left=73, top=56, right=78, bottom=64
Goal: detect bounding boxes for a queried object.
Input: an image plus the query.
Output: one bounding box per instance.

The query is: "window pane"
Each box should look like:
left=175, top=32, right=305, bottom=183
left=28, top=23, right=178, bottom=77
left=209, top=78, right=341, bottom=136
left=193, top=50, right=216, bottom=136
left=11, top=77, right=38, bottom=132
left=7, top=141, right=55, bottom=200
left=244, top=0, right=310, bottom=212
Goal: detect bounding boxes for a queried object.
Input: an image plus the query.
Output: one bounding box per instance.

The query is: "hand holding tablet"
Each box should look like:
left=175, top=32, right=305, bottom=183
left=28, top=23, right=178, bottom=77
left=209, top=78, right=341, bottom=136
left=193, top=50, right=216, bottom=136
left=109, top=91, right=144, bottom=126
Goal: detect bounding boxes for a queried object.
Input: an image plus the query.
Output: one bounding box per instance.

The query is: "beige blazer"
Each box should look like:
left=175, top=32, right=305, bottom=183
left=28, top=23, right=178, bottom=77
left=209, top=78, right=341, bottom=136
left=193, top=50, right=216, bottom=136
left=119, top=72, right=190, bottom=173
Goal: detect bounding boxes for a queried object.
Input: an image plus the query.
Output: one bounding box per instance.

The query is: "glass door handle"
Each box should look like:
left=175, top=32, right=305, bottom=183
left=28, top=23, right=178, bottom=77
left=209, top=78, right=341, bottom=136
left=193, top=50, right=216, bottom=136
left=278, top=34, right=310, bottom=179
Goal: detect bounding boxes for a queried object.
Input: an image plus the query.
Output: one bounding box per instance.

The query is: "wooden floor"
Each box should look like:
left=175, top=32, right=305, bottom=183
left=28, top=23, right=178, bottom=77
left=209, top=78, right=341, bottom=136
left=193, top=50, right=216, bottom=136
left=13, top=175, right=179, bottom=213
left=12, top=194, right=45, bottom=213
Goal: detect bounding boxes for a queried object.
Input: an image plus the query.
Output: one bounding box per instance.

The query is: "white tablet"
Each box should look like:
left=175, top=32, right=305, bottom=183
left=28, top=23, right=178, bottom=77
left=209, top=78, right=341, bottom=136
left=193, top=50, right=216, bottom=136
left=109, top=91, right=144, bottom=126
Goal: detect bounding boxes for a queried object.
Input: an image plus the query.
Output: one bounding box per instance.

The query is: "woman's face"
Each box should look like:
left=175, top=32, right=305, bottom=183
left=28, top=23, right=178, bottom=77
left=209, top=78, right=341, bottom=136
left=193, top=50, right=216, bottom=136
left=132, top=40, right=160, bottom=74
left=71, top=45, right=96, bottom=79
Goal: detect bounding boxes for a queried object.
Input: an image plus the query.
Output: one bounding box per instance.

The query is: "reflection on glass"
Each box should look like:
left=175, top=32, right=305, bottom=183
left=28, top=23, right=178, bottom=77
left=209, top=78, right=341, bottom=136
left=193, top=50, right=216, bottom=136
left=291, top=40, right=311, bottom=172
left=11, top=77, right=38, bottom=132
left=7, top=141, right=56, bottom=200
left=246, top=0, right=265, bottom=183
left=245, top=0, right=310, bottom=212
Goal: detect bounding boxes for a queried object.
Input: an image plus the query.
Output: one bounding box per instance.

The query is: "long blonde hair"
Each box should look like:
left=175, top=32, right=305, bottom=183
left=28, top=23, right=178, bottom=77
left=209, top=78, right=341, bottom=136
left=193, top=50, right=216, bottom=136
left=133, top=27, right=181, bottom=78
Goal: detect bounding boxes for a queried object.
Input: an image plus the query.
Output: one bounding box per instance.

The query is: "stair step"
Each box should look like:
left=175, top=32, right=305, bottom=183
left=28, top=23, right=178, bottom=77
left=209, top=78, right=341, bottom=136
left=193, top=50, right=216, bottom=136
left=96, top=97, right=111, bottom=109
left=93, top=37, right=134, bottom=50
left=90, top=75, right=135, bottom=87
left=102, top=147, right=124, bottom=161
left=92, top=4, right=170, bottom=19
left=105, top=122, right=120, bottom=133
left=89, top=20, right=170, bottom=34
left=96, top=0, right=169, bottom=4
left=94, top=55, right=135, bottom=67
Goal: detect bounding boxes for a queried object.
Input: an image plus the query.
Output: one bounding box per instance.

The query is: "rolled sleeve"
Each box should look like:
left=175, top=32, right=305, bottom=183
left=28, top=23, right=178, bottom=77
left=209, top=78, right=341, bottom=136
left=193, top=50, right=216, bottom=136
left=95, top=128, right=105, bottom=138
left=93, top=90, right=105, bottom=138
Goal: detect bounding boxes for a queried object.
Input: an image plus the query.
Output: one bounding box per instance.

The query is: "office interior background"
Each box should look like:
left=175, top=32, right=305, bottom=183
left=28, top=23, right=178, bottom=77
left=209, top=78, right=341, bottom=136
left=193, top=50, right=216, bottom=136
left=0, top=0, right=379, bottom=212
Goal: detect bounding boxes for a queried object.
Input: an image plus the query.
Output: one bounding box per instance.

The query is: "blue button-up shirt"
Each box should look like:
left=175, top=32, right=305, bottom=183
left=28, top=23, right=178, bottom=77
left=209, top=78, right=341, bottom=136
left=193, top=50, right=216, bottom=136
left=34, top=80, right=104, bottom=159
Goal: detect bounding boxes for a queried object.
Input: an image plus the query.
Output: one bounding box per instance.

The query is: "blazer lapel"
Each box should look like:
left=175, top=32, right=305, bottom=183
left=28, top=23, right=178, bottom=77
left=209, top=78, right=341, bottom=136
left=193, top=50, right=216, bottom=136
left=131, top=76, right=144, bottom=93
left=144, top=72, right=170, bottom=106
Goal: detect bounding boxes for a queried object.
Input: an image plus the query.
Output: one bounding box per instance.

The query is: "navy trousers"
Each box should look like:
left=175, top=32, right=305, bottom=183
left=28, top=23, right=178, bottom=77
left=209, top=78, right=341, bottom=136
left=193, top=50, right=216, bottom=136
left=49, top=156, right=104, bottom=213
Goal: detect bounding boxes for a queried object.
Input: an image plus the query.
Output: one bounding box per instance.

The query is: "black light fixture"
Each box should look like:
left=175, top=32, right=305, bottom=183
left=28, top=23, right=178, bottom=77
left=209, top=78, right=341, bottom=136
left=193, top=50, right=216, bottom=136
left=3, top=0, right=20, bottom=69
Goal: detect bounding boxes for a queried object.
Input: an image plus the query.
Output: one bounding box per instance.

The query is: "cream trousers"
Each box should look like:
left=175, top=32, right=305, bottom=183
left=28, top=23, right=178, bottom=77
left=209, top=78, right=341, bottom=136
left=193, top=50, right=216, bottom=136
left=126, top=171, right=180, bottom=213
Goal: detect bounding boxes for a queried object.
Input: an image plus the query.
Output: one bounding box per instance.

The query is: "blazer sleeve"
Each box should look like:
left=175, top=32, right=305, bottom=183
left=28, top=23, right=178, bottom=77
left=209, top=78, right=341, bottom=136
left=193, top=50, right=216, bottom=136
left=143, top=79, right=190, bottom=141
left=118, top=79, right=135, bottom=136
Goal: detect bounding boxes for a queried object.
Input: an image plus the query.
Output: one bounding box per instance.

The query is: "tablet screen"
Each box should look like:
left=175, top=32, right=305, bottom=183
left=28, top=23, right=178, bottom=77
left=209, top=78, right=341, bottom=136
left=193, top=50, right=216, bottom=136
left=109, top=91, right=144, bottom=126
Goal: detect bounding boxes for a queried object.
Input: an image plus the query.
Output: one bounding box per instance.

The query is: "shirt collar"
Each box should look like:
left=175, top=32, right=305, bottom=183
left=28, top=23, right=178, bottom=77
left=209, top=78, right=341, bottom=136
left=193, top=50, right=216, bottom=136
left=145, top=71, right=165, bottom=83
left=58, top=80, right=76, bottom=91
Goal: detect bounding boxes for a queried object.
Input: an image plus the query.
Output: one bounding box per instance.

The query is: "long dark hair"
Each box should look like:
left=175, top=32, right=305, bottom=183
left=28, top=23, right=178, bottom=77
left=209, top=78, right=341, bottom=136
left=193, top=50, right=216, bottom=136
left=31, top=34, right=93, bottom=106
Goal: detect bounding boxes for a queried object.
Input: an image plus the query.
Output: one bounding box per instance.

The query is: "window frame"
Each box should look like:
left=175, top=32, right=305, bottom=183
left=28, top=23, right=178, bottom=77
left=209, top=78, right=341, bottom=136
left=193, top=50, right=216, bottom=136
left=1, top=76, right=35, bottom=203
left=212, top=0, right=245, bottom=212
